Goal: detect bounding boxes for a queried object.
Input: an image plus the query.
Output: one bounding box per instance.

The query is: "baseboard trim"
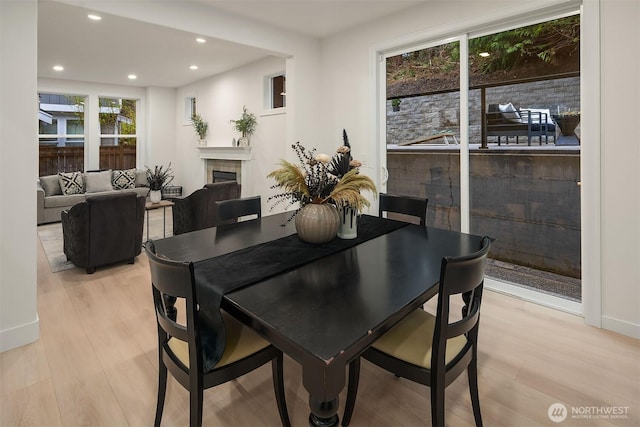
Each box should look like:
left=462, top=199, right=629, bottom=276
left=0, top=315, right=39, bottom=353
left=601, top=316, right=640, bottom=339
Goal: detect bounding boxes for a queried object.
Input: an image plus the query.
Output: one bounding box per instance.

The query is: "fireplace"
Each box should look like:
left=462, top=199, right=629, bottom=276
left=196, top=146, right=253, bottom=196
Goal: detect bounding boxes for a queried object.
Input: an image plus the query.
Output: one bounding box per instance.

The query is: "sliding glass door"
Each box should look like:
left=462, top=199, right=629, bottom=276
left=381, top=13, right=582, bottom=302
left=385, top=39, right=461, bottom=231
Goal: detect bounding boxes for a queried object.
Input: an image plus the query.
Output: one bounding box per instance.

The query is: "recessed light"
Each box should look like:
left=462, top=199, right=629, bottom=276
left=479, top=52, right=490, bottom=57
left=190, top=65, right=199, bottom=70
left=196, top=37, right=206, bottom=43
left=53, top=65, right=64, bottom=71
left=128, top=74, right=137, bottom=80
left=88, top=14, right=102, bottom=21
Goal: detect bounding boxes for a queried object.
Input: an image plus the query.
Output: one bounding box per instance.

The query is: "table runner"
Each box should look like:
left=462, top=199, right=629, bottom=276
left=193, top=214, right=408, bottom=371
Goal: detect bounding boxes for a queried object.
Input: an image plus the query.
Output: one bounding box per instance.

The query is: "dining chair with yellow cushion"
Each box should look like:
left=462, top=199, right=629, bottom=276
left=342, top=236, right=491, bottom=427
left=378, top=193, right=428, bottom=225
left=146, top=241, right=290, bottom=427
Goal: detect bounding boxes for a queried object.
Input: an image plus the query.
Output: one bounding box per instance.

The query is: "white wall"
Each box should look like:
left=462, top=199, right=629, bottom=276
left=0, top=0, right=39, bottom=352
left=175, top=56, right=288, bottom=211
left=145, top=87, right=177, bottom=176
left=319, top=0, right=639, bottom=338
left=599, top=0, right=640, bottom=337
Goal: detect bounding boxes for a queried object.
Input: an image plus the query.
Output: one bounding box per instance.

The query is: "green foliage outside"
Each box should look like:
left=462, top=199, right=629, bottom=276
left=387, top=15, right=580, bottom=82
left=65, top=96, right=137, bottom=145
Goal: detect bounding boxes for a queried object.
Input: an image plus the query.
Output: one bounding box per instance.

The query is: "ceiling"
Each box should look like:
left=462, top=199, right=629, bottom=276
left=37, top=1, right=425, bottom=88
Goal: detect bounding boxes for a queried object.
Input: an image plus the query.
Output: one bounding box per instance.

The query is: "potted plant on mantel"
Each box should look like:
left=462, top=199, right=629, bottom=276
left=230, top=105, right=257, bottom=147
left=146, top=163, right=174, bottom=203
left=191, top=114, right=208, bottom=146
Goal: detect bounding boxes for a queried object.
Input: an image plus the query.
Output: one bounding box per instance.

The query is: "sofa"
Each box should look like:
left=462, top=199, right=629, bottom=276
left=37, top=169, right=150, bottom=225
left=62, top=192, right=146, bottom=273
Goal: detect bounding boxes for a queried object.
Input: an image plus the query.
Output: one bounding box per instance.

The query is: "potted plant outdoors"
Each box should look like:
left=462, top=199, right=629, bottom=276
left=191, top=114, right=209, bottom=146
left=146, top=163, right=174, bottom=203
left=230, top=105, right=257, bottom=147
left=391, top=98, right=402, bottom=112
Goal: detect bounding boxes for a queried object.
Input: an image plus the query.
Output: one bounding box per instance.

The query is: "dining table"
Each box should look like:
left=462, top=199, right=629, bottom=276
left=152, top=211, right=484, bottom=427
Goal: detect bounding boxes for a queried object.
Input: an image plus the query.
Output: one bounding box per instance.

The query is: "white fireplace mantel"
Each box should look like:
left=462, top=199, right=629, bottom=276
left=196, top=146, right=253, bottom=195
left=196, top=146, right=252, bottom=161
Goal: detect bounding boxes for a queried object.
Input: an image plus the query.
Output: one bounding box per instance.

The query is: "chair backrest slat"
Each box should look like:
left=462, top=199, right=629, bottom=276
left=378, top=193, right=428, bottom=226
left=155, top=305, right=189, bottom=342
left=446, top=303, right=480, bottom=339
left=217, top=196, right=261, bottom=223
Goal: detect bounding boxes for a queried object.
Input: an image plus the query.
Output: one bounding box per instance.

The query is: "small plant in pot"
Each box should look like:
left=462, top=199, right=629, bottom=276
left=230, top=105, right=257, bottom=146
left=391, top=98, right=402, bottom=112
left=146, top=163, right=174, bottom=203
left=191, top=114, right=208, bottom=145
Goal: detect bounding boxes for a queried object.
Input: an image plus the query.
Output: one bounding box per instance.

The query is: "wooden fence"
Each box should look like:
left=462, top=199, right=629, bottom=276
left=39, top=145, right=136, bottom=176
left=99, top=145, right=137, bottom=170
left=39, top=145, right=84, bottom=176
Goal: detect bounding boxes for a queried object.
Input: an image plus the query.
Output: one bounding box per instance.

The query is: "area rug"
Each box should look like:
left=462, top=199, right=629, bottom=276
left=38, top=222, right=74, bottom=272
left=38, top=207, right=173, bottom=273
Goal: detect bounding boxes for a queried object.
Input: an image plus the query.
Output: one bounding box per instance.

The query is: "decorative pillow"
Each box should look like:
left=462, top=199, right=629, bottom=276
left=40, top=175, right=62, bottom=196
left=135, top=169, right=148, bottom=187
left=58, top=171, right=84, bottom=195
left=523, top=108, right=552, bottom=124
left=85, top=169, right=114, bottom=193
left=499, top=102, right=521, bottom=122
left=112, top=168, right=136, bottom=190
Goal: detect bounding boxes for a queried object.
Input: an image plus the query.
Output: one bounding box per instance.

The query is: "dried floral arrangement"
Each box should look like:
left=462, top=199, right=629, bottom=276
left=267, top=130, right=377, bottom=215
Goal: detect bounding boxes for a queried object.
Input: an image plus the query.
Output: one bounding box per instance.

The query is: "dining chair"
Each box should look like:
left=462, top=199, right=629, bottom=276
left=146, top=241, right=290, bottom=427
left=378, top=193, right=428, bottom=225
left=342, top=236, right=492, bottom=427
left=216, top=195, right=262, bottom=224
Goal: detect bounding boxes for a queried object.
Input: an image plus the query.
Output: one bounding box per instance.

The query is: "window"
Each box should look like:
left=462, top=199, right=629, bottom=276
left=185, top=96, right=197, bottom=122
left=265, top=73, right=286, bottom=110
left=99, top=97, right=137, bottom=170
left=38, top=93, right=85, bottom=175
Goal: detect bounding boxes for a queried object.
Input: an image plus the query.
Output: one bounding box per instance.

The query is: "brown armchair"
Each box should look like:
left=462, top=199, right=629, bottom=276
left=171, top=181, right=240, bottom=235
left=61, top=192, right=145, bottom=274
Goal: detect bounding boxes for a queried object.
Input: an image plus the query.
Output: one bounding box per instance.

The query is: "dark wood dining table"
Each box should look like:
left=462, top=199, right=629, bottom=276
left=152, top=212, right=483, bottom=427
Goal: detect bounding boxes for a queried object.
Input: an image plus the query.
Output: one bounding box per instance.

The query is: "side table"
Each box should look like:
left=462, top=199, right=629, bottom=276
left=145, top=199, right=174, bottom=241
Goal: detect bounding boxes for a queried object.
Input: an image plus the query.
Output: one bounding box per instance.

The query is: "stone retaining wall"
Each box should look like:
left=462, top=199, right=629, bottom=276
left=387, top=148, right=581, bottom=278
left=387, top=77, right=580, bottom=144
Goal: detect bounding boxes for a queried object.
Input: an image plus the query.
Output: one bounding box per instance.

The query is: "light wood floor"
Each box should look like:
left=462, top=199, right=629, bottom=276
left=1, top=234, right=638, bottom=427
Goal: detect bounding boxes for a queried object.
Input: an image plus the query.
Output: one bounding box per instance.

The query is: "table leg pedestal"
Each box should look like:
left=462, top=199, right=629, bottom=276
left=309, top=397, right=339, bottom=427
left=304, top=363, right=344, bottom=427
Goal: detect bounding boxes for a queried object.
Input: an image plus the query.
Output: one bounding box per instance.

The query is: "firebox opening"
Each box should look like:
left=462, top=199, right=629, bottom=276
left=213, top=170, right=237, bottom=183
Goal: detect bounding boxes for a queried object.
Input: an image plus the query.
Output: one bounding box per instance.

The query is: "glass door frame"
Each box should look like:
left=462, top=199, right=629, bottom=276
left=369, top=2, right=598, bottom=323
